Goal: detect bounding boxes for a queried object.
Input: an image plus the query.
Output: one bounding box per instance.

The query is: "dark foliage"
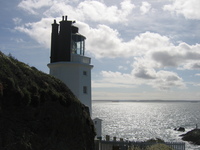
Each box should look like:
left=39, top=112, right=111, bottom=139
left=0, top=51, right=95, bottom=150
left=0, top=51, right=77, bottom=107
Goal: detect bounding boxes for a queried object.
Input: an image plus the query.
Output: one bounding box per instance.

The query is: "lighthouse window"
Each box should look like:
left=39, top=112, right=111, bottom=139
left=83, top=71, right=87, bottom=76
left=72, top=34, right=85, bottom=56
left=83, top=86, right=87, bottom=94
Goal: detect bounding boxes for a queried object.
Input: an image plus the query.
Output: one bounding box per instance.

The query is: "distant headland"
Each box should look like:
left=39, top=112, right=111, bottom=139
left=93, top=100, right=200, bottom=103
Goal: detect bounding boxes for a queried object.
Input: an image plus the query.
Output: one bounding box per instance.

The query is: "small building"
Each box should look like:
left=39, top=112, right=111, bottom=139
left=48, top=16, right=93, bottom=114
left=93, top=118, right=103, bottom=140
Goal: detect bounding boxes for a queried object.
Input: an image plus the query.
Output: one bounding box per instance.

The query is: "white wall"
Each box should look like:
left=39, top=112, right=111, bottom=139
left=93, top=118, right=102, bottom=139
left=48, top=61, right=93, bottom=114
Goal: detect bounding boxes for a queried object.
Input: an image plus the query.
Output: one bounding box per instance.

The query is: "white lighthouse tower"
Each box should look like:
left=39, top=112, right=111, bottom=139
left=48, top=16, right=93, bottom=114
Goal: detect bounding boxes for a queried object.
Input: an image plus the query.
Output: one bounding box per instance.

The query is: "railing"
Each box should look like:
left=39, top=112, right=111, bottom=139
left=71, top=54, right=91, bottom=64
left=165, top=142, right=185, bottom=150
left=95, top=140, right=185, bottom=150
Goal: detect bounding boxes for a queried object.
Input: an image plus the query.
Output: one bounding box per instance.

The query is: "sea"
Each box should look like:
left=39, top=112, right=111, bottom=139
left=92, top=101, right=200, bottom=150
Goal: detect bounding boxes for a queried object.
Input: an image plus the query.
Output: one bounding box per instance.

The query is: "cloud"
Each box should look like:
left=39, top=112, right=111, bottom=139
left=15, top=18, right=52, bottom=48
left=13, top=18, right=22, bottom=25
left=93, top=68, right=186, bottom=91
left=140, top=2, right=151, bottom=15
left=18, top=0, right=53, bottom=15
left=15, top=17, right=200, bottom=73
left=118, top=65, right=128, bottom=71
left=163, top=0, right=200, bottom=20
left=18, top=0, right=135, bottom=23
left=95, top=71, right=132, bottom=87
left=100, top=71, right=134, bottom=87
left=150, top=70, right=185, bottom=90
left=78, top=24, right=173, bottom=58
left=78, top=23, right=125, bottom=58
left=183, top=62, right=200, bottom=70
left=15, top=0, right=200, bottom=94
left=77, top=0, right=135, bottom=23
left=134, top=67, right=156, bottom=79
left=151, top=43, right=200, bottom=69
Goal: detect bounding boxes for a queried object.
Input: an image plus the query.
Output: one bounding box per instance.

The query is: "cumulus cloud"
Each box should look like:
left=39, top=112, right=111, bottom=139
left=163, top=0, right=200, bottom=20
left=18, top=0, right=53, bottom=15
left=150, top=70, right=185, bottom=90
left=93, top=68, right=186, bottom=91
left=18, top=0, right=135, bottom=23
left=183, top=62, right=200, bottom=70
left=92, top=71, right=136, bottom=88
left=151, top=43, right=200, bottom=69
left=15, top=18, right=52, bottom=48
left=78, top=24, right=173, bottom=59
left=140, top=2, right=151, bottom=15
left=15, top=17, right=200, bottom=74
left=77, top=0, right=135, bottom=23
left=88, top=29, right=199, bottom=90
left=133, top=67, right=156, bottom=79
left=15, top=0, right=200, bottom=93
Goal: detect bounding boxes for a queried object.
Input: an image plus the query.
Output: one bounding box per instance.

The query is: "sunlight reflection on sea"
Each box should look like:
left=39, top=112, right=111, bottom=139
left=92, top=101, right=200, bottom=150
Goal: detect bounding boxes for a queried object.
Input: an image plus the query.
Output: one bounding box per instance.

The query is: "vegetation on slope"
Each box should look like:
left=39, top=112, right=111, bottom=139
left=0, top=51, right=95, bottom=150
left=0, top=52, right=76, bottom=107
left=128, top=138, right=174, bottom=150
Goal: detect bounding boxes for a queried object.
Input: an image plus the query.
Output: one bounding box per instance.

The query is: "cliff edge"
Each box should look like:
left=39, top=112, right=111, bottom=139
left=181, top=129, right=200, bottom=145
left=0, top=51, right=95, bottom=150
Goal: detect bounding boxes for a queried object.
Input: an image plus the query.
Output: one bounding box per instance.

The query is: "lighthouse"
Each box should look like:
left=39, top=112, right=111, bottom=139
left=48, top=16, right=93, bottom=114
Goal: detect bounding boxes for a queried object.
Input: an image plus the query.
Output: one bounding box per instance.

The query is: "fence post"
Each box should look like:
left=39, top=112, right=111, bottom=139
left=106, top=135, right=110, bottom=141
left=95, top=139, right=101, bottom=150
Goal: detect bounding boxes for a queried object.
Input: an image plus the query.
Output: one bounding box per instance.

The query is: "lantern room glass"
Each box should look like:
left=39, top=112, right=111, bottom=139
left=72, top=34, right=85, bottom=56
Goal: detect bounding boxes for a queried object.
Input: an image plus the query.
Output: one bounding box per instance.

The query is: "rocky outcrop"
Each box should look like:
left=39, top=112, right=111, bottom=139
left=174, top=127, right=185, bottom=132
left=0, top=51, right=95, bottom=150
left=181, top=129, right=200, bottom=145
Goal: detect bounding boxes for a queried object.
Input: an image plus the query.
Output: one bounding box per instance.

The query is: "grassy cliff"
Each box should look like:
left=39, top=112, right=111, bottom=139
left=0, top=51, right=95, bottom=150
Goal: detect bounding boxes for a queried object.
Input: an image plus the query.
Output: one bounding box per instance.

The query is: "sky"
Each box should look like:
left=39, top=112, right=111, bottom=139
left=0, top=0, right=200, bottom=101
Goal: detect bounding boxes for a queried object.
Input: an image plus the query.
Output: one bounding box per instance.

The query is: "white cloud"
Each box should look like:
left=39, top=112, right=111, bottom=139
left=19, top=0, right=135, bottom=23
left=183, top=62, right=200, bottom=70
left=15, top=17, right=200, bottom=74
left=150, top=70, right=185, bottom=90
left=18, top=0, right=53, bottom=15
left=151, top=43, right=200, bottom=69
left=118, top=65, right=128, bottom=70
left=140, top=2, right=151, bottom=15
left=78, top=23, right=173, bottom=59
left=99, top=71, right=135, bottom=87
left=133, top=67, right=156, bottom=79
left=15, top=0, right=200, bottom=95
left=11, top=38, right=25, bottom=43
left=13, top=18, right=22, bottom=25
left=163, top=0, right=200, bottom=20
left=77, top=0, right=135, bottom=23
left=93, top=68, right=186, bottom=91
left=15, top=18, right=52, bottom=48
left=43, top=1, right=81, bottom=18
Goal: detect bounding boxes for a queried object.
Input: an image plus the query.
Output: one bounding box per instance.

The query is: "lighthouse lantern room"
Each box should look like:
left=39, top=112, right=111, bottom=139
left=48, top=16, right=93, bottom=114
